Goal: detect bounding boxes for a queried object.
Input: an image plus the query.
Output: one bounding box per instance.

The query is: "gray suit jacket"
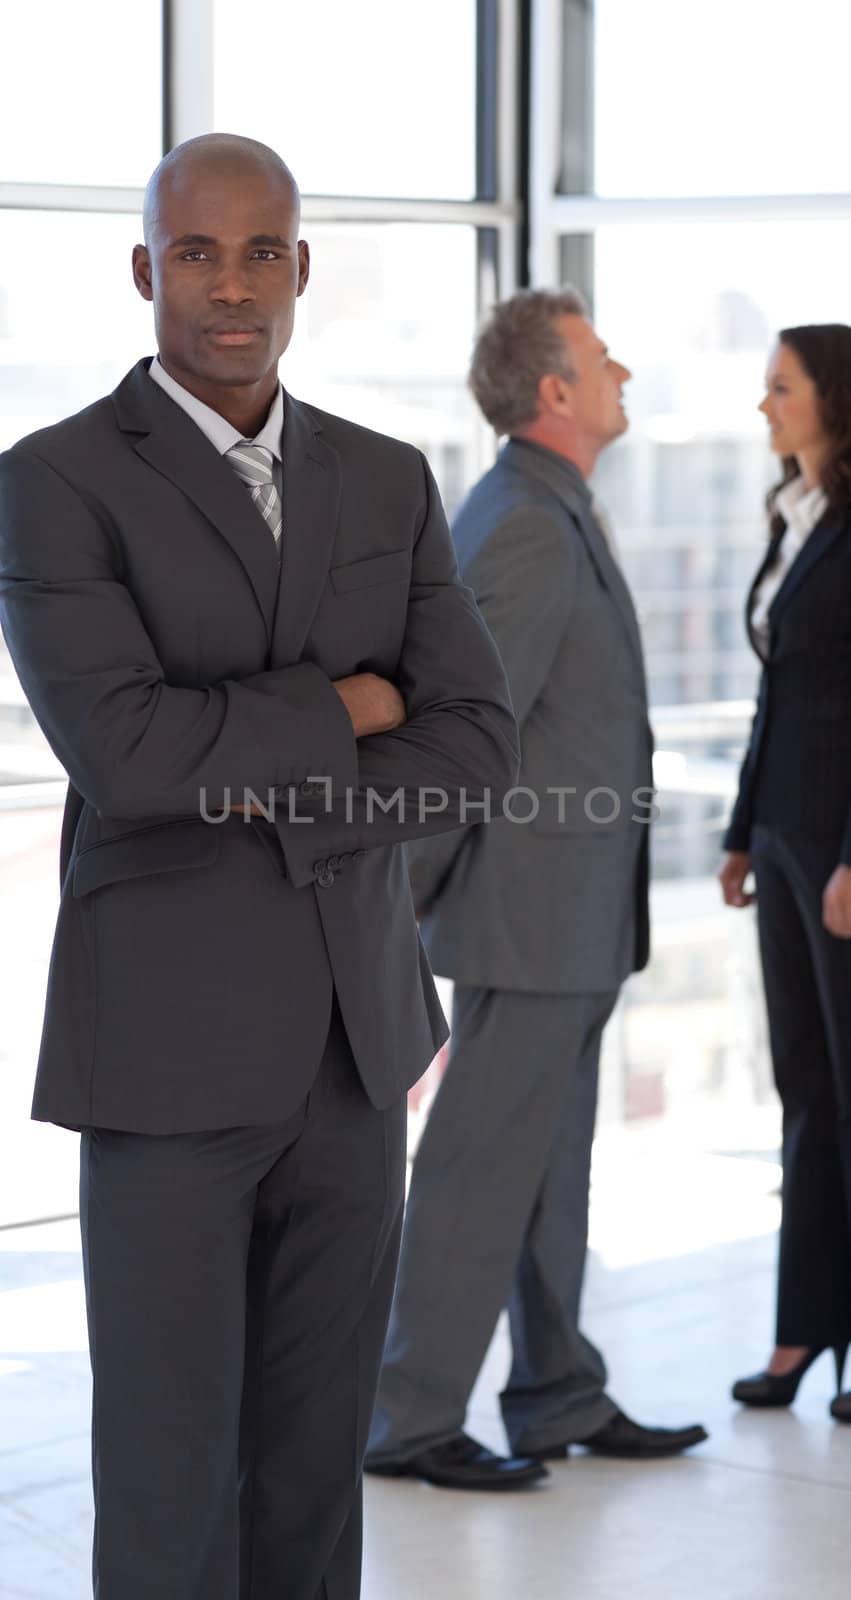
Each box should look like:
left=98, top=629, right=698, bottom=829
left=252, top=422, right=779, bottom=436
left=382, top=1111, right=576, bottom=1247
left=408, top=438, right=653, bottom=995
left=0, top=359, right=518, bottom=1132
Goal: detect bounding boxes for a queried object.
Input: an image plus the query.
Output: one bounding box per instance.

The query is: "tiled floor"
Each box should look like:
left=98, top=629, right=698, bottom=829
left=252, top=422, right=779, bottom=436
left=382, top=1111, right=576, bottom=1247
left=2, top=1136, right=850, bottom=1599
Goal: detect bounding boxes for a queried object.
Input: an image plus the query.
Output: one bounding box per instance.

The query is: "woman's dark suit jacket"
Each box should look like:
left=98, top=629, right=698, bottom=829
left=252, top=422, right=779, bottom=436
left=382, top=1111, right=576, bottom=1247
left=724, top=503, right=851, bottom=864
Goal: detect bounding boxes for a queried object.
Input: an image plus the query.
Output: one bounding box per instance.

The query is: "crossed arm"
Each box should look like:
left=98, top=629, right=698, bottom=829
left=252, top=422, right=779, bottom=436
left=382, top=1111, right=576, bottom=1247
left=0, top=445, right=519, bottom=886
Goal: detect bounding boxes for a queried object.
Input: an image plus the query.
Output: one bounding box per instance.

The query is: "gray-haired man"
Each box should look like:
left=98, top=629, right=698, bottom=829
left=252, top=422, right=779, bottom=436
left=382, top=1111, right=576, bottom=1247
left=365, top=289, right=708, bottom=1490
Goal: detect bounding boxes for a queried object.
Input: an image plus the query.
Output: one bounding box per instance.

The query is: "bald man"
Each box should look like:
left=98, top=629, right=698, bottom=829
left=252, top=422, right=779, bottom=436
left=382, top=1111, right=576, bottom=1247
left=0, top=136, right=517, bottom=1600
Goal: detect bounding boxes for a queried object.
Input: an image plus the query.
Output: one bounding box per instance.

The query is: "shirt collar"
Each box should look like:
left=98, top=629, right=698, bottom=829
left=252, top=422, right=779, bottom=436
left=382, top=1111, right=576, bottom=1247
left=775, top=475, right=828, bottom=540
left=148, top=355, right=284, bottom=460
left=505, top=436, right=593, bottom=505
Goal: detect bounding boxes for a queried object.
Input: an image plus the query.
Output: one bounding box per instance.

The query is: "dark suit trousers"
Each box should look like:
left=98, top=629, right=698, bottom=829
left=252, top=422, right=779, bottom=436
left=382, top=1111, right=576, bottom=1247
left=79, top=1000, right=406, bottom=1600
left=751, top=825, right=851, bottom=1347
left=367, top=986, right=619, bottom=1464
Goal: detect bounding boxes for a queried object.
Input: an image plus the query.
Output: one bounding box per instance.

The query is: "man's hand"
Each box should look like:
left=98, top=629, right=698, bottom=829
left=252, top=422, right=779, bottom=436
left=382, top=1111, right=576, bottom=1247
left=333, top=672, right=407, bottom=738
left=718, top=850, right=755, bottom=908
left=223, top=674, right=405, bottom=818
left=822, top=864, right=851, bottom=939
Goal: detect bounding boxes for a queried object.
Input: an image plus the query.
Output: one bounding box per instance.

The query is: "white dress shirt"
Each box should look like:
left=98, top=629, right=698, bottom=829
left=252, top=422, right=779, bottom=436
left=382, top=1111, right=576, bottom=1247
left=750, top=477, right=828, bottom=651
left=147, top=355, right=285, bottom=498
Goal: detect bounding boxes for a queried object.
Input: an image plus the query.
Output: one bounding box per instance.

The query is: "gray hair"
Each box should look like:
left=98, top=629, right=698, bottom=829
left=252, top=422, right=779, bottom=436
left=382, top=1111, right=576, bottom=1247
left=469, top=287, right=589, bottom=435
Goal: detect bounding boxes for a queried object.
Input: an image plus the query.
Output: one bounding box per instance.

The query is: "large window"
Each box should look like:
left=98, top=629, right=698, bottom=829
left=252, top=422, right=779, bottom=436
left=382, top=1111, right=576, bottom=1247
left=0, top=1, right=162, bottom=186
left=591, top=217, right=851, bottom=711
left=0, top=211, right=153, bottom=451
left=9, top=0, right=828, bottom=1201
left=531, top=0, right=851, bottom=1139
left=1, top=7, right=167, bottom=1216
left=213, top=0, right=478, bottom=200
left=285, top=223, right=480, bottom=517
left=0, top=0, right=521, bottom=1224
left=593, top=0, right=851, bottom=199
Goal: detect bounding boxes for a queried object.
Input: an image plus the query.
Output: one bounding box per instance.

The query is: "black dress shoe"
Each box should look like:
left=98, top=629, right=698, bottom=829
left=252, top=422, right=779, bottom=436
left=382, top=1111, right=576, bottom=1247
left=364, top=1431, right=549, bottom=1490
left=732, top=1344, right=848, bottom=1408
left=830, top=1390, right=851, bottom=1422
left=535, top=1407, right=708, bottom=1461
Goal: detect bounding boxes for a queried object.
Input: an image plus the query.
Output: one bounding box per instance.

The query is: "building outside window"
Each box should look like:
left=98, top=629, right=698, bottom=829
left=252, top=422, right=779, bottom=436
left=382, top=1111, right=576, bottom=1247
left=0, top=0, right=519, bottom=1226
left=534, top=0, right=851, bottom=1142
left=3, top=0, right=850, bottom=1222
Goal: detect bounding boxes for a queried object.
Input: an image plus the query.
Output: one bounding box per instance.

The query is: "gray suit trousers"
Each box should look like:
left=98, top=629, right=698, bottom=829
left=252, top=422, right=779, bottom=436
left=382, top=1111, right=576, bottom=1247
left=367, top=985, right=619, bottom=1462
left=80, top=1001, right=405, bottom=1600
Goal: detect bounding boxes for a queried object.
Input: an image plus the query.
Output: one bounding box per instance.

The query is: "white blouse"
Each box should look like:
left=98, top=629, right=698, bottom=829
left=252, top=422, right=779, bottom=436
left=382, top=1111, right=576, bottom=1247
left=750, top=477, right=828, bottom=652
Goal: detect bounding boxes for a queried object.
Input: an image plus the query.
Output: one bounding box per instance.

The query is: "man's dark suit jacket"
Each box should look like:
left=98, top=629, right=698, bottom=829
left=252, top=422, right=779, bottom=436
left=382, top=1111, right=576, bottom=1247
left=0, top=359, right=518, bottom=1133
left=406, top=438, right=654, bottom=995
left=724, top=505, right=851, bottom=863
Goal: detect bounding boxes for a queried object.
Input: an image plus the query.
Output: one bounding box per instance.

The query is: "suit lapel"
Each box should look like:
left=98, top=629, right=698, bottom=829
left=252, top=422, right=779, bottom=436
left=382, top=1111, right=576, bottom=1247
left=744, top=512, right=848, bottom=660
left=503, top=440, right=646, bottom=674
left=745, top=531, right=783, bottom=660
left=767, top=512, right=846, bottom=625
left=271, top=393, right=341, bottom=665
left=572, top=497, right=646, bottom=674
left=112, top=360, right=280, bottom=644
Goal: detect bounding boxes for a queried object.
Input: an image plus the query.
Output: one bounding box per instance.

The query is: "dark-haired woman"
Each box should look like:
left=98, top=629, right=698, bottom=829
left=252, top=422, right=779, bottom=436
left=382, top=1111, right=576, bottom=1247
left=720, top=323, right=851, bottom=1422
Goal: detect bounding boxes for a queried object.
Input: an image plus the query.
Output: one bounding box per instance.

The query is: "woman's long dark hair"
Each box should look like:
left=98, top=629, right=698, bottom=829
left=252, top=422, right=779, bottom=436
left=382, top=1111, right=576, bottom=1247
left=767, top=324, right=851, bottom=534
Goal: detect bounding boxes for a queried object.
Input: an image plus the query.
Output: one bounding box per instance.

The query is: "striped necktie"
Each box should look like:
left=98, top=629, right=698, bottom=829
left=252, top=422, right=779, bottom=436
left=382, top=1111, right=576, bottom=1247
left=225, top=440, right=283, bottom=551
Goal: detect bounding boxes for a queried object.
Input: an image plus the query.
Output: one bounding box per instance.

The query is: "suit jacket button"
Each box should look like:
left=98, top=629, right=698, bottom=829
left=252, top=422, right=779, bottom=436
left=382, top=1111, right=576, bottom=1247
left=327, top=854, right=342, bottom=871
left=313, top=859, right=335, bottom=887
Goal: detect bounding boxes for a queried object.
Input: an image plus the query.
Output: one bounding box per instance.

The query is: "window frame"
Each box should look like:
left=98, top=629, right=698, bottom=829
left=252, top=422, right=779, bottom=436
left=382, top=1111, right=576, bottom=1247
left=0, top=0, right=523, bottom=805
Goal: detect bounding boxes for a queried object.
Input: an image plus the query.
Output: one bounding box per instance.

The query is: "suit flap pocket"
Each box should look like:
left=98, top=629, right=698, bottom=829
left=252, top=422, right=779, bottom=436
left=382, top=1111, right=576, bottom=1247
left=329, top=549, right=409, bottom=595
left=73, top=820, right=220, bottom=898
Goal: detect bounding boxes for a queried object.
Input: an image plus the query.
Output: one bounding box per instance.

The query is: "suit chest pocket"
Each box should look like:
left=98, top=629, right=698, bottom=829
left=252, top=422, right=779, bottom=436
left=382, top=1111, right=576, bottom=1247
left=328, top=548, right=410, bottom=594
left=306, top=549, right=410, bottom=677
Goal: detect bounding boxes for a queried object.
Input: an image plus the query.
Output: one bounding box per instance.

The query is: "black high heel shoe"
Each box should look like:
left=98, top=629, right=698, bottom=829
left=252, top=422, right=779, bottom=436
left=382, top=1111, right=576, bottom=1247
left=732, top=1343, right=848, bottom=1407
left=830, top=1389, right=851, bottom=1422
